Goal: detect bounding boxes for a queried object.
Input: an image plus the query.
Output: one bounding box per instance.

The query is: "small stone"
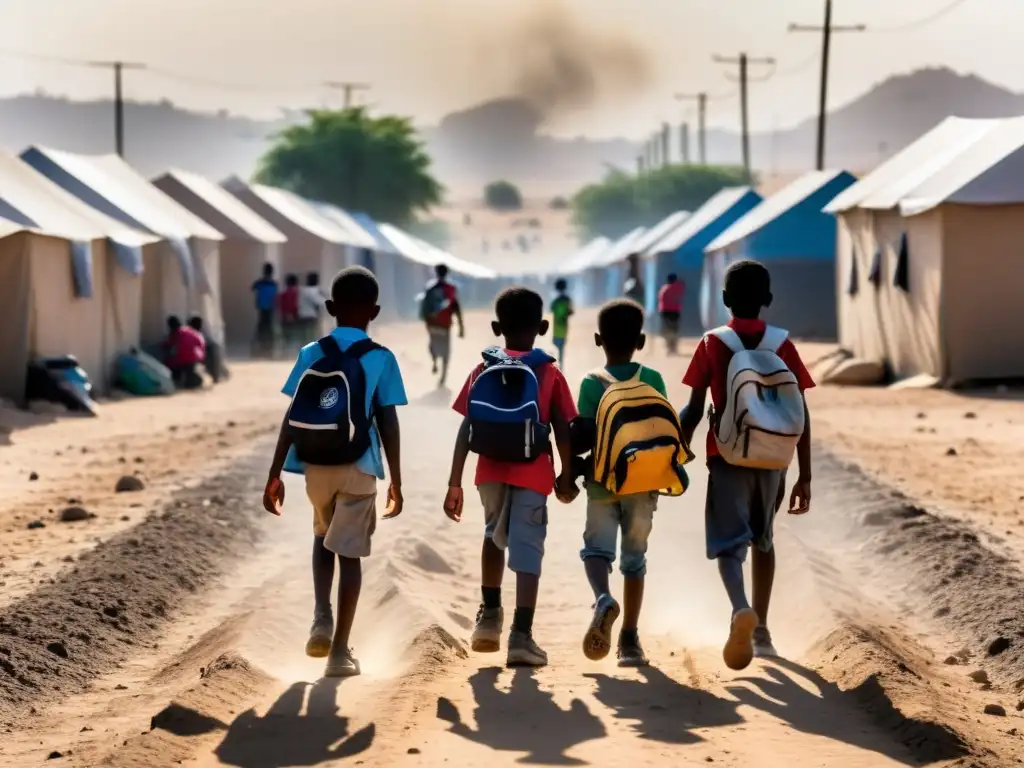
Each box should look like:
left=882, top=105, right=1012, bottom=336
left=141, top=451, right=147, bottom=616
left=80, top=726, right=92, bottom=732
left=984, top=704, right=1007, bottom=717
left=115, top=476, right=145, bottom=493
left=989, top=637, right=1012, bottom=656
left=121, top=516, right=130, bottom=522
left=1017, top=700, right=1024, bottom=712
left=133, top=457, right=144, bottom=464
left=965, top=412, right=977, bottom=419
left=28, top=472, right=39, bottom=481
left=227, top=420, right=237, bottom=428
left=26, top=520, right=45, bottom=530
left=47, top=751, right=63, bottom=760
left=114, top=684, right=128, bottom=691
left=970, top=670, right=991, bottom=684
left=944, top=656, right=959, bottom=665
left=407, top=748, right=421, bottom=755
left=946, top=447, right=958, bottom=457
left=46, top=641, right=68, bottom=659
left=916, top=412, right=927, bottom=419
left=59, top=507, right=91, bottom=523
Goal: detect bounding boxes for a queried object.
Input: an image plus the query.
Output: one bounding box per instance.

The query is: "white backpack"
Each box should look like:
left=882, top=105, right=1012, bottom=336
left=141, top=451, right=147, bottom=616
left=709, top=325, right=805, bottom=470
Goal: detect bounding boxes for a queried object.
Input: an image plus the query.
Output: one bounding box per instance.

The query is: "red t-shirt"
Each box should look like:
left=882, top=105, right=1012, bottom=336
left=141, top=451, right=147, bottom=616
left=166, top=327, right=206, bottom=367
left=658, top=281, right=685, bottom=313
left=682, top=317, right=815, bottom=459
left=427, top=282, right=459, bottom=329
left=453, top=351, right=578, bottom=496
left=279, top=286, right=299, bottom=322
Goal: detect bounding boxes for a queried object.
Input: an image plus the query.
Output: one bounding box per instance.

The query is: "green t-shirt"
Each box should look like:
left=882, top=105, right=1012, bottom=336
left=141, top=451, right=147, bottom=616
left=550, top=295, right=573, bottom=340
left=577, top=363, right=668, bottom=500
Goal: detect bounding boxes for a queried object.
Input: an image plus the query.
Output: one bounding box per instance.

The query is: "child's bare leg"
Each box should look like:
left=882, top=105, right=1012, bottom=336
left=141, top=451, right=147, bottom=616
left=752, top=546, right=775, bottom=628
left=325, top=556, right=362, bottom=676
left=622, top=575, right=644, bottom=632
left=312, top=536, right=335, bottom=616
left=583, top=557, right=611, bottom=601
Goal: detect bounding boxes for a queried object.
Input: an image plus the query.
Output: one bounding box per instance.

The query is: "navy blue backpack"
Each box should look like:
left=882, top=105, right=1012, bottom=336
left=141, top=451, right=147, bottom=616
left=287, top=336, right=380, bottom=466
left=467, top=346, right=554, bottom=463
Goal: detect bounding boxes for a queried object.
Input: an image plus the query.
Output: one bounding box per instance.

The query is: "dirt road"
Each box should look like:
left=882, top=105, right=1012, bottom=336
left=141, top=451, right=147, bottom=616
left=2, top=312, right=1023, bottom=767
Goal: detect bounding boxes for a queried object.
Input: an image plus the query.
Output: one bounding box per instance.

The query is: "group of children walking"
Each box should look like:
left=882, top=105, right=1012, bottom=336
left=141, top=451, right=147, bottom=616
left=263, top=260, right=813, bottom=678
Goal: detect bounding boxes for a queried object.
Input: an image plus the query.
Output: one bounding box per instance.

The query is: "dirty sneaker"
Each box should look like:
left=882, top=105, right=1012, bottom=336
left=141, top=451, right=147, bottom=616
left=324, top=647, right=360, bottom=678
left=723, top=607, right=759, bottom=671
left=506, top=630, right=548, bottom=668
left=617, top=635, right=649, bottom=668
left=582, top=594, right=620, bottom=661
left=471, top=605, right=504, bottom=653
left=305, top=611, right=334, bottom=658
left=753, top=626, right=779, bottom=659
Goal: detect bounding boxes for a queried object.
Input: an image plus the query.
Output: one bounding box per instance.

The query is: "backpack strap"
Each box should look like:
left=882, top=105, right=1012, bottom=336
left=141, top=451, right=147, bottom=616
left=345, top=338, right=383, bottom=359
left=316, top=334, right=343, bottom=359
left=707, top=326, right=744, bottom=354
left=317, top=335, right=381, bottom=360
left=757, top=325, right=789, bottom=353
left=520, top=348, right=556, bottom=369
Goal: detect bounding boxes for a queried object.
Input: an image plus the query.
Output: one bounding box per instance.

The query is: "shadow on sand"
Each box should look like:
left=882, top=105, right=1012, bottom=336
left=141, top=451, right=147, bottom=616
left=211, top=679, right=375, bottom=768
left=437, top=666, right=605, bottom=765
left=727, top=658, right=969, bottom=766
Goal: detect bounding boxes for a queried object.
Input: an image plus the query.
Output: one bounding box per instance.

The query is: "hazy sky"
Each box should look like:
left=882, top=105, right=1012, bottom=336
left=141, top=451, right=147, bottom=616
left=0, top=0, right=1017, bottom=136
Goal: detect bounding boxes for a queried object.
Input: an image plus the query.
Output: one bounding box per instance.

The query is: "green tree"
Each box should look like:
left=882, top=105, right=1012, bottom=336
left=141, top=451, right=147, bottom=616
left=571, top=165, right=754, bottom=241
left=255, top=107, right=443, bottom=225
left=484, top=180, right=523, bottom=212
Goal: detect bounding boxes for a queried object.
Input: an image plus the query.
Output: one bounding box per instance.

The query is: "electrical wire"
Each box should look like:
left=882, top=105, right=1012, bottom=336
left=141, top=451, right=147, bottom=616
left=868, top=0, right=971, bottom=32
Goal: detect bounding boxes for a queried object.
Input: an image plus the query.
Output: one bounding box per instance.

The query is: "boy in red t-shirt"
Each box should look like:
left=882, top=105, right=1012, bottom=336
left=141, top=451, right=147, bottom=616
left=444, top=287, right=578, bottom=668
left=680, top=260, right=814, bottom=671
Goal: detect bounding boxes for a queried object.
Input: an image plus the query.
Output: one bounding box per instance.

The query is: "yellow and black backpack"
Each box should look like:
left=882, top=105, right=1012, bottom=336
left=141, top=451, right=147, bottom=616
left=590, top=367, right=693, bottom=496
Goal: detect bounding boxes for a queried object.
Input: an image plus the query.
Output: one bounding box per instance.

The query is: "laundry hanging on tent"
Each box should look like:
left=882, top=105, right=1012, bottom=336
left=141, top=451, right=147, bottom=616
left=868, top=248, right=883, bottom=288
left=168, top=237, right=196, bottom=289
left=70, top=241, right=94, bottom=298
left=111, top=240, right=144, bottom=276
left=893, top=234, right=910, bottom=292
left=847, top=253, right=859, bottom=297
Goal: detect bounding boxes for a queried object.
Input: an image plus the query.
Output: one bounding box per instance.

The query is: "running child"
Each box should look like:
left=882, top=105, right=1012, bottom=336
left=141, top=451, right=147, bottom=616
left=576, top=299, right=690, bottom=667
left=549, top=278, right=574, bottom=369
left=657, top=273, right=684, bottom=355
left=443, top=287, right=579, bottom=668
left=264, top=266, right=407, bottom=678
left=679, top=260, right=813, bottom=671
left=420, top=264, right=464, bottom=388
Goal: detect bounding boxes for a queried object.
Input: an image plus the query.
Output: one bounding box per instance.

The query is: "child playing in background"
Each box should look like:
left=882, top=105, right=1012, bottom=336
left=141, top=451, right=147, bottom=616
left=657, top=273, right=684, bottom=355
left=550, top=278, right=574, bottom=369
left=279, top=274, right=301, bottom=348
left=443, top=287, right=578, bottom=668
left=264, top=266, right=407, bottom=678
left=679, top=260, right=813, bottom=671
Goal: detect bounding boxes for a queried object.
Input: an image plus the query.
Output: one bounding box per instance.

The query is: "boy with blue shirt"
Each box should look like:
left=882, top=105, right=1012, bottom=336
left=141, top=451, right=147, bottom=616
left=264, top=266, right=407, bottom=678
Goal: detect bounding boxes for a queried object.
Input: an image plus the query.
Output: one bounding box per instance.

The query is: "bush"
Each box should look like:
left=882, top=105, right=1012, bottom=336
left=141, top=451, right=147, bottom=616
left=549, top=196, right=570, bottom=210
left=484, top=180, right=523, bottom=212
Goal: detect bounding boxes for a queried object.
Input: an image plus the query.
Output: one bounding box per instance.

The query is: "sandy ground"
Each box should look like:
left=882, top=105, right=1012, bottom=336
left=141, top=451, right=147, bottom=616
left=2, top=311, right=1024, bottom=767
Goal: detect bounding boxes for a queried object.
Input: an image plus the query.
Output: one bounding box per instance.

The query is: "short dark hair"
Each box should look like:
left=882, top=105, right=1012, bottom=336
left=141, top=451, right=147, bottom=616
left=331, top=265, right=379, bottom=306
left=495, top=286, right=544, bottom=334
left=598, top=299, right=645, bottom=354
left=554, top=278, right=568, bottom=292
left=723, top=260, right=771, bottom=311
left=262, top=262, right=274, bottom=277
left=188, top=315, right=203, bottom=331
left=285, top=273, right=299, bottom=287
left=167, top=314, right=182, bottom=330
left=666, top=273, right=678, bottom=283
left=435, top=264, right=449, bottom=279
left=306, top=272, right=320, bottom=287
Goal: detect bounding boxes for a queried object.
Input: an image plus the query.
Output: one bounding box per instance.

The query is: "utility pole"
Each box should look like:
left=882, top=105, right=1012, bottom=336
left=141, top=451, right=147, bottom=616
left=89, top=61, right=146, bottom=158
left=661, top=123, right=671, bottom=167
left=680, top=123, right=690, bottom=164
left=790, top=1, right=865, bottom=170
left=637, top=155, right=646, bottom=176
left=713, top=53, right=775, bottom=177
left=675, top=92, right=708, bottom=164
left=324, top=81, right=371, bottom=108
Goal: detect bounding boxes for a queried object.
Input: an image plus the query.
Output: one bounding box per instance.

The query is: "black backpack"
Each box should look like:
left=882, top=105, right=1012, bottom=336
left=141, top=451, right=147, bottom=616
left=286, top=336, right=380, bottom=466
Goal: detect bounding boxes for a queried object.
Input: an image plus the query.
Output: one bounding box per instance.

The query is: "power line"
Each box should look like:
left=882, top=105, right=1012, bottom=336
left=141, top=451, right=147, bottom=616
left=713, top=53, right=776, bottom=176
left=870, top=0, right=971, bottom=32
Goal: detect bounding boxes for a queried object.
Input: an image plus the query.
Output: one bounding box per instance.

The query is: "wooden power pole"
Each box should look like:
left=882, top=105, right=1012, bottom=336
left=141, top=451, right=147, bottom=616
left=713, top=53, right=775, bottom=176
left=89, top=60, right=146, bottom=157
left=324, top=81, right=371, bottom=108
left=675, top=92, right=708, bottom=164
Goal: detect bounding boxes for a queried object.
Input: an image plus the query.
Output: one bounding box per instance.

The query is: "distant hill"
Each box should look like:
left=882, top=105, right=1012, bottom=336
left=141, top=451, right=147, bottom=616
left=1, top=67, right=1023, bottom=192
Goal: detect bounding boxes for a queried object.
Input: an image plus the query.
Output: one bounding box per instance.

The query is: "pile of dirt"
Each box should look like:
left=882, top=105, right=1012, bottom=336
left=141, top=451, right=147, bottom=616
left=0, top=455, right=266, bottom=730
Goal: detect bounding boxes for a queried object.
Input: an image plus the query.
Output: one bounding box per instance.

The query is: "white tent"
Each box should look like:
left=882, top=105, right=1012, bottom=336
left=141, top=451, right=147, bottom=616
left=0, top=151, right=161, bottom=396
left=635, top=212, right=692, bottom=257
left=22, top=147, right=227, bottom=348
left=153, top=169, right=287, bottom=349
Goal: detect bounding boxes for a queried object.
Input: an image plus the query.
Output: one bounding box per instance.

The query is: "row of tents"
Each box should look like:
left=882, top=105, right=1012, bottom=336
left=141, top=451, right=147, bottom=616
left=0, top=147, right=498, bottom=405
left=561, top=114, right=1024, bottom=385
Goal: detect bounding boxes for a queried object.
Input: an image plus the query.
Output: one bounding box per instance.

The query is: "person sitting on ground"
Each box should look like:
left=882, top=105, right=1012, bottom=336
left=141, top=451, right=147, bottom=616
left=657, top=273, right=685, bottom=355
left=679, top=260, right=814, bottom=671
left=162, top=315, right=206, bottom=390
left=187, top=315, right=225, bottom=384
left=443, top=287, right=579, bottom=668
left=265, top=266, right=407, bottom=678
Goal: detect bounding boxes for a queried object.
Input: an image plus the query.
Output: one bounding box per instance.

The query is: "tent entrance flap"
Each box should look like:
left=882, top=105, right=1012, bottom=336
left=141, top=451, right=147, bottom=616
left=70, top=241, right=94, bottom=298
left=111, top=239, right=144, bottom=276
left=168, top=237, right=196, bottom=289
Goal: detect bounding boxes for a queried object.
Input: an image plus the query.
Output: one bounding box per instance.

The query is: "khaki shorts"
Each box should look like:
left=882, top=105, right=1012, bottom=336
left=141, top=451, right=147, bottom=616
left=305, top=464, right=377, bottom=558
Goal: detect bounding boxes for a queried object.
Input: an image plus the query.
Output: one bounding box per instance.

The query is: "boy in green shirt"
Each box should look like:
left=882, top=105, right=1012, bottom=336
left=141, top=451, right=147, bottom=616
left=576, top=299, right=667, bottom=668
left=550, top=278, right=573, bottom=369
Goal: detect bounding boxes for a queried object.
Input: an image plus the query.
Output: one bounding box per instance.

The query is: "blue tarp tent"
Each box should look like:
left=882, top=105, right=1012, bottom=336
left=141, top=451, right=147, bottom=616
left=703, top=170, right=857, bottom=339
left=643, top=188, right=762, bottom=333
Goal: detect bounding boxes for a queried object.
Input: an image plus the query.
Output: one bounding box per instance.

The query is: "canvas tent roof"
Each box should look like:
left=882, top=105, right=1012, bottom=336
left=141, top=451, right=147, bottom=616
left=707, top=171, right=850, bottom=253
left=222, top=177, right=368, bottom=247
left=0, top=151, right=157, bottom=247
left=826, top=117, right=999, bottom=213
left=898, top=116, right=1024, bottom=216
left=560, top=237, right=612, bottom=273
left=21, top=147, right=223, bottom=241
left=593, top=226, right=647, bottom=267
left=0, top=214, right=28, bottom=240
left=350, top=213, right=401, bottom=254
left=309, top=203, right=379, bottom=249
left=633, top=211, right=691, bottom=256
left=654, top=187, right=759, bottom=254
left=155, top=169, right=286, bottom=243
left=377, top=223, right=495, bottom=278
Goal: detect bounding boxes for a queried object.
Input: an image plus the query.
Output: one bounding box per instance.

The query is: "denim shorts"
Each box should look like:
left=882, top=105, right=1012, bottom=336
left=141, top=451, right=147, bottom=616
left=580, top=493, right=657, bottom=577
left=705, top=457, right=784, bottom=560
left=478, top=483, right=548, bottom=577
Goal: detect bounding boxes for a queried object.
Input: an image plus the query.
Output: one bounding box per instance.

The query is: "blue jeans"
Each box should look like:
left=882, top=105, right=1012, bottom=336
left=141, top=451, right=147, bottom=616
left=580, top=493, right=657, bottom=577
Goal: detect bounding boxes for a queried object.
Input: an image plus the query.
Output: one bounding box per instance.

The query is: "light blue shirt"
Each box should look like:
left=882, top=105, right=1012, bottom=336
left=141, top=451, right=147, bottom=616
left=282, top=327, right=407, bottom=479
